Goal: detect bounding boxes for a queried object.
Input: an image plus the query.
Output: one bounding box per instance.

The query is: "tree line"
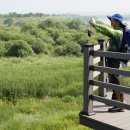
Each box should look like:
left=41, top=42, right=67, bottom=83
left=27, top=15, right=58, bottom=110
left=0, top=15, right=103, bottom=57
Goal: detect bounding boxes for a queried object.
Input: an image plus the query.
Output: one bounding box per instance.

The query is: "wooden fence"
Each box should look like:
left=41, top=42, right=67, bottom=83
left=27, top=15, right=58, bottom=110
left=80, top=39, right=130, bottom=116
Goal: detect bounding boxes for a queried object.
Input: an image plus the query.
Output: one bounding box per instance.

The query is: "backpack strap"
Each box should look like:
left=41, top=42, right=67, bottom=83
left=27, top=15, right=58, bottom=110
left=119, top=28, right=126, bottom=52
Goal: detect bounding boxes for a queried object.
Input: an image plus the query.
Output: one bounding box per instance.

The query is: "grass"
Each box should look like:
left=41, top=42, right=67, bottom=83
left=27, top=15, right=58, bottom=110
left=0, top=55, right=83, bottom=101
left=0, top=96, right=90, bottom=130
left=120, top=66, right=130, bottom=87
left=0, top=55, right=129, bottom=129
left=0, top=55, right=91, bottom=130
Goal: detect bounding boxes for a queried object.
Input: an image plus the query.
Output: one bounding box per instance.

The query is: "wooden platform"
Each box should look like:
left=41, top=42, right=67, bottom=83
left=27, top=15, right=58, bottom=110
left=80, top=92, right=130, bottom=130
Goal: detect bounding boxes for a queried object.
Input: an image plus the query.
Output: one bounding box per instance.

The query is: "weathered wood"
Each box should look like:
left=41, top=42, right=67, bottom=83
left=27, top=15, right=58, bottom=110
left=80, top=41, right=130, bottom=130
left=80, top=113, right=123, bottom=130
left=80, top=92, right=130, bottom=130
left=92, top=65, right=130, bottom=77
left=98, top=39, right=106, bottom=97
left=94, top=50, right=130, bottom=60
left=92, top=80, right=130, bottom=94
left=93, top=41, right=109, bottom=51
left=83, top=45, right=95, bottom=115
left=93, top=95, right=130, bottom=110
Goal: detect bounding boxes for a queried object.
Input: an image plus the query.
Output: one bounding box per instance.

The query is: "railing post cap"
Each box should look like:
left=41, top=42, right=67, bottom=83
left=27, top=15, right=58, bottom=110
left=98, top=38, right=105, bottom=43
left=83, top=44, right=94, bottom=48
left=81, top=44, right=94, bottom=53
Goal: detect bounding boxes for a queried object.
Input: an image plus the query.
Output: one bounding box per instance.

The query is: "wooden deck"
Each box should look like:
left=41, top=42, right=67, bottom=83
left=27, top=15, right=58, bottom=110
left=80, top=92, right=130, bottom=130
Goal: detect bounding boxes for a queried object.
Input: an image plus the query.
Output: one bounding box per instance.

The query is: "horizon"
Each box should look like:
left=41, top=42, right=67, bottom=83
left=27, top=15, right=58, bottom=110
left=0, top=11, right=130, bottom=17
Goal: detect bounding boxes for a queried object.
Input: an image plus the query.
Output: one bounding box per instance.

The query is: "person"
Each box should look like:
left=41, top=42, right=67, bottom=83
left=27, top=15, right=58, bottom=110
left=89, top=14, right=127, bottom=112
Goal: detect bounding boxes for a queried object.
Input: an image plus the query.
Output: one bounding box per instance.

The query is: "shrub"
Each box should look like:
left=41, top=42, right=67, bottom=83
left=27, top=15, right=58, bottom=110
left=0, top=41, right=6, bottom=56
left=65, top=42, right=81, bottom=56
left=56, top=36, right=69, bottom=46
left=6, top=40, right=34, bottom=57
left=28, top=29, right=55, bottom=45
left=39, top=31, right=55, bottom=45
left=47, top=28, right=61, bottom=41
left=54, top=46, right=67, bottom=56
left=0, top=31, right=23, bottom=41
left=54, top=42, right=81, bottom=56
left=0, top=31, right=13, bottom=41
left=67, top=19, right=82, bottom=30
left=14, top=21, right=24, bottom=27
left=21, top=23, right=35, bottom=32
left=73, top=32, right=89, bottom=46
left=26, top=37, right=49, bottom=54
left=4, top=18, right=13, bottom=27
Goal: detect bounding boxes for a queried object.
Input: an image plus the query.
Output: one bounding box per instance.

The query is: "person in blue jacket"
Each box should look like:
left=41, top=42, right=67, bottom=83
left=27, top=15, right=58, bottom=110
left=89, top=14, right=127, bottom=112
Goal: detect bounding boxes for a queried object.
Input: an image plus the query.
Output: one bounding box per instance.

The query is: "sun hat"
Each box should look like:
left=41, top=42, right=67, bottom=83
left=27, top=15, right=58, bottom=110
left=107, top=14, right=126, bottom=27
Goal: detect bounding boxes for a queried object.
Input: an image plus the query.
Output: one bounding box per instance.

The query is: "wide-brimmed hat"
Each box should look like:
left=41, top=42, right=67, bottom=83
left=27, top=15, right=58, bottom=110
left=107, top=14, right=126, bottom=27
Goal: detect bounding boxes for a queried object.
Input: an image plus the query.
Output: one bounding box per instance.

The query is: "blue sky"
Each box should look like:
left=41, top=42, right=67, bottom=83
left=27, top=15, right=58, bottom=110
left=0, top=0, right=130, bottom=15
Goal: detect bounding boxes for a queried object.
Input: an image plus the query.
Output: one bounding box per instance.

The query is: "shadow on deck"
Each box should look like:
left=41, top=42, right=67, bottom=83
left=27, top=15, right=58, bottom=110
left=80, top=92, right=130, bottom=130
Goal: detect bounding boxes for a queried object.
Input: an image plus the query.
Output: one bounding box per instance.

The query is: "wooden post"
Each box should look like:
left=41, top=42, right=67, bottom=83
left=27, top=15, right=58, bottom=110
left=98, top=39, right=107, bottom=97
left=82, top=44, right=95, bottom=116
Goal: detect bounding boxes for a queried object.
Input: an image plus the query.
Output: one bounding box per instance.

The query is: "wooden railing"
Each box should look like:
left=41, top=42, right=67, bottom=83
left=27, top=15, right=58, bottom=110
left=81, top=39, right=130, bottom=116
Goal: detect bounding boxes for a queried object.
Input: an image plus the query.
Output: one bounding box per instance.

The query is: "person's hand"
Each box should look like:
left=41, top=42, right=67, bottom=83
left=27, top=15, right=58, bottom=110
left=89, top=18, right=96, bottom=27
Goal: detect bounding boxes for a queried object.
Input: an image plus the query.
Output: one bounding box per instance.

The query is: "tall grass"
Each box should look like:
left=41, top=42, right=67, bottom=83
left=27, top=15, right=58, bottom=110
left=1, top=55, right=129, bottom=129
left=0, top=55, right=91, bottom=130
left=0, top=55, right=83, bottom=101
left=0, top=97, right=91, bottom=130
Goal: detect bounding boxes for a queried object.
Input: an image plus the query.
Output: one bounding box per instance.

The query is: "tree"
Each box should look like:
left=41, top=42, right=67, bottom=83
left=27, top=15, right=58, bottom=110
left=47, top=28, right=61, bottom=41
left=67, top=19, right=82, bottom=30
left=4, top=18, right=13, bottom=27
left=21, top=23, right=36, bottom=32
left=54, top=42, right=81, bottom=56
left=38, top=19, right=55, bottom=30
left=6, top=40, right=34, bottom=57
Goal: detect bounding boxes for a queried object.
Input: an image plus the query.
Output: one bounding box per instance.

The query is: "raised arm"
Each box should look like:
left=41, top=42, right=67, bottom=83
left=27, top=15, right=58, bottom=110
left=89, top=18, right=122, bottom=40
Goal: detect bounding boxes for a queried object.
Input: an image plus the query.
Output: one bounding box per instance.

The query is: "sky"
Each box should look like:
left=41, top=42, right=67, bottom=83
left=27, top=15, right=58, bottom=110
left=0, top=0, right=130, bottom=15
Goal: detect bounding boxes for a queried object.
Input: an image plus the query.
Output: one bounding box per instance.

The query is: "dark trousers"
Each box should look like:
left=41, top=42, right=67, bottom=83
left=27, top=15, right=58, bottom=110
left=106, top=58, right=124, bottom=102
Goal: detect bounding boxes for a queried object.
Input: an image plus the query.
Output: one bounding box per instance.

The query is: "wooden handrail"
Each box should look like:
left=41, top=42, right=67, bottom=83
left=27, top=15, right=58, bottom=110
left=82, top=39, right=130, bottom=116
left=93, top=50, right=130, bottom=60
left=91, top=80, right=130, bottom=94
left=92, top=65, right=130, bottom=77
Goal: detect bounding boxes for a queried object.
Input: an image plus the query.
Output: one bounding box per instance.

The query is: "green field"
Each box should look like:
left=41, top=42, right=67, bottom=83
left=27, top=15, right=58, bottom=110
left=0, top=55, right=92, bottom=130
left=0, top=14, right=130, bottom=130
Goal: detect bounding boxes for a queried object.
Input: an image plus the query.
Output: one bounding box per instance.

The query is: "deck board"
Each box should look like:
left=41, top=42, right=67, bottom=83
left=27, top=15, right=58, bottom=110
left=80, top=92, right=130, bottom=130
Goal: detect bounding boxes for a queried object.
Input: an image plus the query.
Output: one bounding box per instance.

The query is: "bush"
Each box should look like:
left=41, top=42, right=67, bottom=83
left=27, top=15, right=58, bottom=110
left=0, top=41, right=6, bottom=56
left=66, top=42, right=81, bottom=56
left=54, top=42, right=81, bottom=56
left=54, top=46, right=67, bottom=56
left=39, top=31, right=55, bottom=45
left=72, top=32, right=89, bottom=46
left=6, top=40, right=34, bottom=57
left=0, top=31, right=13, bottom=41
left=21, top=23, right=35, bottom=32
left=4, top=18, right=13, bottom=27
left=38, top=19, right=56, bottom=30
left=25, top=37, right=49, bottom=54
left=28, top=29, right=55, bottom=45
left=56, top=36, right=69, bottom=46
left=67, top=19, right=82, bottom=30
left=47, top=28, right=61, bottom=41
left=14, top=21, right=24, bottom=27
